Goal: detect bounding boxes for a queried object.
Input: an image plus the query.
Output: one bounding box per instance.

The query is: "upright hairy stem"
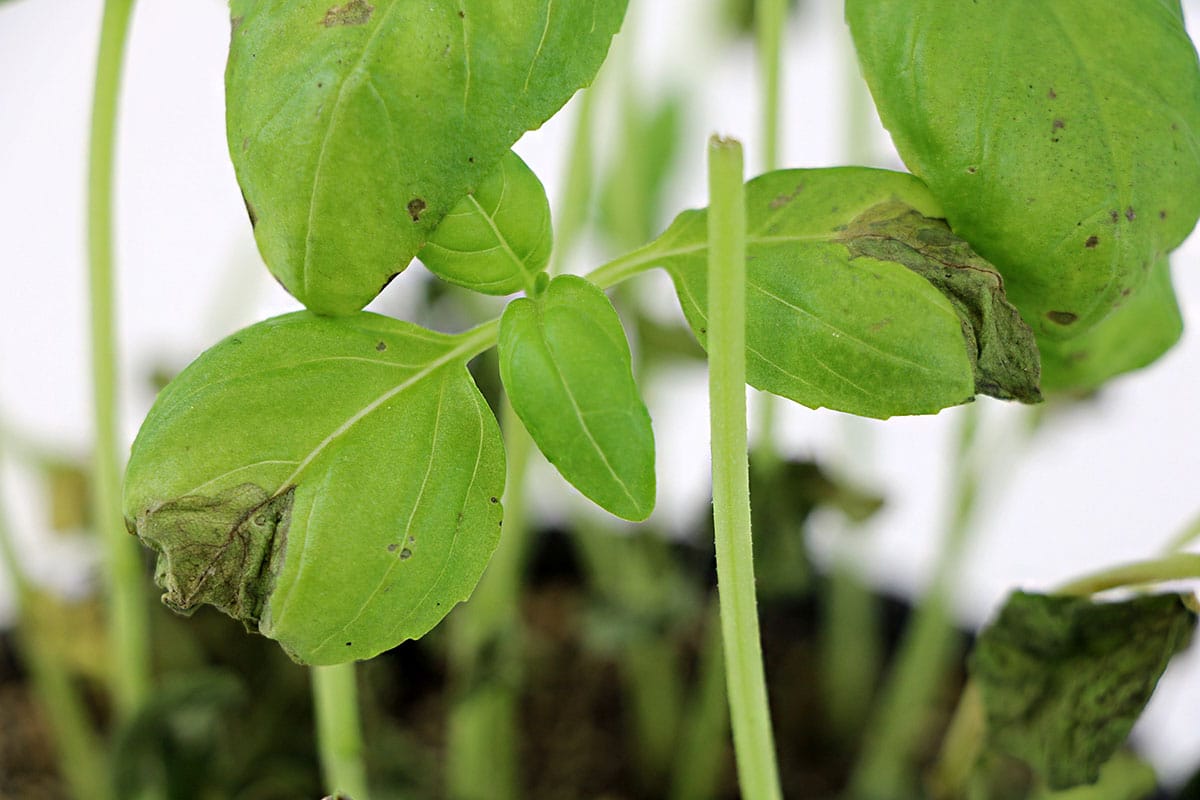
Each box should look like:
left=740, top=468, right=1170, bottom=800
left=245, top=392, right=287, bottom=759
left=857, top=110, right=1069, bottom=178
left=706, top=136, right=783, bottom=800
left=312, top=664, right=371, bottom=800
left=88, top=0, right=151, bottom=721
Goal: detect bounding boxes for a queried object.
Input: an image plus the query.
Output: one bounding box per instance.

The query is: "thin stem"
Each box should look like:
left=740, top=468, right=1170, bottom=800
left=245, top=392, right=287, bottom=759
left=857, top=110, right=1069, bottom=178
left=0, top=434, right=111, bottom=800
left=1164, top=509, right=1200, bottom=552
left=312, top=663, right=371, bottom=800
left=88, top=0, right=151, bottom=721
left=850, top=405, right=981, bottom=799
left=751, top=0, right=787, bottom=466
left=706, top=135, right=783, bottom=800
left=583, top=239, right=664, bottom=289
left=550, top=86, right=597, bottom=276
left=445, top=395, right=533, bottom=800
left=755, top=0, right=786, bottom=173
left=669, top=598, right=731, bottom=800
left=1054, top=552, right=1200, bottom=597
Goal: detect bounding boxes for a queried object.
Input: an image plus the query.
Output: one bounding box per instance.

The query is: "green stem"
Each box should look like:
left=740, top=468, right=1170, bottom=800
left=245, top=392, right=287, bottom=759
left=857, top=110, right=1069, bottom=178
left=1164, top=509, right=1200, bottom=552
left=312, top=663, right=371, bottom=800
left=756, top=0, right=786, bottom=173
left=550, top=86, right=597, bottom=276
left=706, top=136, right=783, bottom=800
left=88, top=0, right=151, bottom=722
left=820, top=561, right=882, bottom=744
left=445, top=395, right=533, bottom=800
left=849, top=405, right=981, bottom=799
left=750, top=0, right=787, bottom=467
left=0, top=438, right=111, bottom=800
left=669, top=598, right=731, bottom=800
left=1054, top=552, right=1200, bottom=597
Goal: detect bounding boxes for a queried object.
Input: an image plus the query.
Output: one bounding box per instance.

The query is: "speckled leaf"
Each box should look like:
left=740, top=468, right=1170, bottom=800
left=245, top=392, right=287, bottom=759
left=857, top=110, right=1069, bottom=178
left=124, top=313, right=505, bottom=665
left=499, top=275, right=655, bottom=520
left=970, top=591, right=1196, bottom=790
left=847, top=0, right=1200, bottom=339
left=645, top=167, right=1038, bottom=419
left=227, top=0, right=628, bottom=314
left=1039, top=257, right=1182, bottom=395
left=418, top=150, right=552, bottom=295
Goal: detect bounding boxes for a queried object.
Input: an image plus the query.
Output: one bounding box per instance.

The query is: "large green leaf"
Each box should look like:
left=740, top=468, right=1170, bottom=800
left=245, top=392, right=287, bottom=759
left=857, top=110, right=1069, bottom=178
left=124, top=313, right=504, bottom=665
left=1039, top=257, right=1182, bottom=395
left=227, top=0, right=628, bottom=314
left=499, top=275, right=655, bottom=520
left=970, top=591, right=1196, bottom=790
left=639, top=167, right=1039, bottom=419
left=847, top=0, right=1200, bottom=339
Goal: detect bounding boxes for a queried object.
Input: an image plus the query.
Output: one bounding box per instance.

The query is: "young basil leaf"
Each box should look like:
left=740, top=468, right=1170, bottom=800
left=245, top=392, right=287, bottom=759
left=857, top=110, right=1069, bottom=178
left=227, top=0, right=628, bottom=315
left=970, top=591, right=1196, bottom=791
left=124, top=312, right=505, bottom=665
left=643, top=167, right=1039, bottom=419
left=1039, top=257, right=1182, bottom=395
left=847, top=1, right=1200, bottom=339
left=418, top=150, right=552, bottom=295
left=499, top=274, right=655, bottom=521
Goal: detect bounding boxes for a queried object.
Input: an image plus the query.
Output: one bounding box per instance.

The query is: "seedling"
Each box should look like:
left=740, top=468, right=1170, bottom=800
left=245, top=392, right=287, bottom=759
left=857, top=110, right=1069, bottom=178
left=76, top=0, right=1200, bottom=796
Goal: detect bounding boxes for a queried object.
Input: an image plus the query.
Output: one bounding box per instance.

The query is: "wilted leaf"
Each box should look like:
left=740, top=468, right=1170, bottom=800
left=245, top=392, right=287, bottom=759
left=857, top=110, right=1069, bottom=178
left=971, top=591, right=1195, bottom=790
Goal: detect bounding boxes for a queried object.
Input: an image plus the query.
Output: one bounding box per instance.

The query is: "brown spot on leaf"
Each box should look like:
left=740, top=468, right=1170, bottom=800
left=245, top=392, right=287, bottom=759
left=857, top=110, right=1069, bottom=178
left=376, top=341, right=387, bottom=352
left=1125, top=206, right=1136, bottom=222
left=1048, top=87, right=1057, bottom=99
left=407, top=198, right=427, bottom=222
left=1160, top=210, right=1168, bottom=220
left=966, top=166, right=977, bottom=174
left=769, top=184, right=805, bottom=209
left=1047, top=310, right=1078, bottom=326
left=323, top=0, right=373, bottom=26
left=399, top=548, right=412, bottom=560
left=1085, top=235, right=1099, bottom=248
left=1110, top=210, right=1120, bottom=223
left=387, top=543, right=398, bottom=552
left=1053, top=119, right=1065, bottom=130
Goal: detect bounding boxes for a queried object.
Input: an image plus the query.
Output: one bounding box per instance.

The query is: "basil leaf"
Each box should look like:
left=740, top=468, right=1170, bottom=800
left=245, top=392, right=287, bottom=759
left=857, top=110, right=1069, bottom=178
left=227, top=0, right=628, bottom=314
left=124, top=312, right=505, bottom=665
left=499, top=275, right=655, bottom=521
left=419, top=150, right=552, bottom=295
left=971, top=591, right=1196, bottom=790
left=644, top=167, right=1038, bottom=419
left=1040, top=257, right=1182, bottom=395
left=847, top=0, right=1200, bottom=339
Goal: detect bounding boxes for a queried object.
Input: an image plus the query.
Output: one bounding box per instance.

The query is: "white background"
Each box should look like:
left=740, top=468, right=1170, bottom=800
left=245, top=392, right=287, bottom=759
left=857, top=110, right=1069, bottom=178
left=4, top=0, right=1200, bottom=784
